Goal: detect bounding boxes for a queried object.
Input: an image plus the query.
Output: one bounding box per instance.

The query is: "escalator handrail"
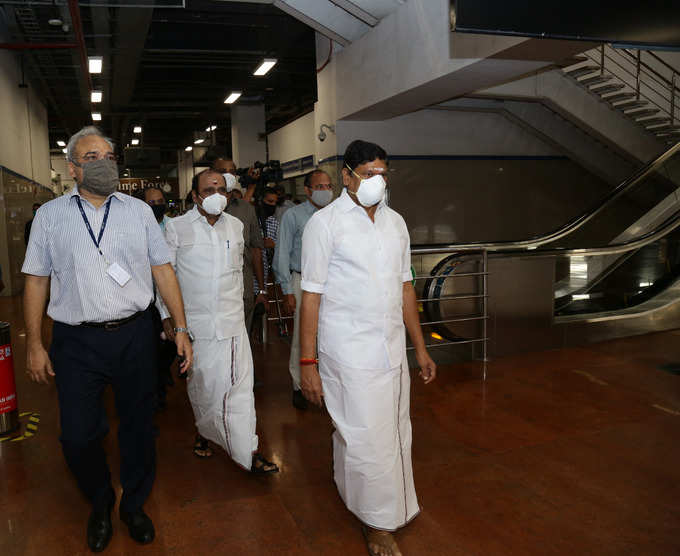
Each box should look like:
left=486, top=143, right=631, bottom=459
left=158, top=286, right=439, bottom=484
left=411, top=141, right=680, bottom=256
left=413, top=206, right=680, bottom=258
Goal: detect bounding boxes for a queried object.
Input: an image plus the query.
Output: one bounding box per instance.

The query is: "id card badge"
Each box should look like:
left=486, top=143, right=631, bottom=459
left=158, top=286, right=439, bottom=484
left=106, top=262, right=132, bottom=287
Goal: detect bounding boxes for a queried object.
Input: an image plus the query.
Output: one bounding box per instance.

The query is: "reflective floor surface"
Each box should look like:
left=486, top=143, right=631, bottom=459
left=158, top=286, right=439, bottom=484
left=1, top=293, right=679, bottom=555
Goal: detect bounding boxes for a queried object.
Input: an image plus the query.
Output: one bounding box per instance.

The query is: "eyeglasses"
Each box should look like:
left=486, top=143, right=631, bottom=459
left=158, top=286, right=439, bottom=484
left=347, top=165, right=394, bottom=181
left=71, top=151, right=118, bottom=166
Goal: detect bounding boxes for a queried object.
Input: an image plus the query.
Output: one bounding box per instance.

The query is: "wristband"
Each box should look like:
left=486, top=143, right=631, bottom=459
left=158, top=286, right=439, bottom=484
left=299, top=358, right=318, bottom=366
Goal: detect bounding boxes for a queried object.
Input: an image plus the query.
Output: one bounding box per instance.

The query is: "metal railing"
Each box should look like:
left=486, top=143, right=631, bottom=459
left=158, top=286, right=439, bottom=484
left=262, top=249, right=490, bottom=362
left=584, top=44, right=679, bottom=126
left=410, top=248, right=489, bottom=361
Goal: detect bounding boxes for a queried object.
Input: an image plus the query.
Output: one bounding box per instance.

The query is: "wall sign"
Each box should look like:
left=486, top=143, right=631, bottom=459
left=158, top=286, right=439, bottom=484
left=118, top=178, right=179, bottom=198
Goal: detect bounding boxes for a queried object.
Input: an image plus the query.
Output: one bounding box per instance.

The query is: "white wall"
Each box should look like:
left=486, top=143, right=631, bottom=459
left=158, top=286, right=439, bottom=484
left=329, top=0, right=584, bottom=121
left=0, top=46, right=50, bottom=185
left=267, top=111, right=315, bottom=164
left=336, top=109, right=559, bottom=157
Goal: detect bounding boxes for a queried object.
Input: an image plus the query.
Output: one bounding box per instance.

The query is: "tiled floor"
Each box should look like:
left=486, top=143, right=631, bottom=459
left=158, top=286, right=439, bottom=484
left=1, top=294, right=679, bottom=555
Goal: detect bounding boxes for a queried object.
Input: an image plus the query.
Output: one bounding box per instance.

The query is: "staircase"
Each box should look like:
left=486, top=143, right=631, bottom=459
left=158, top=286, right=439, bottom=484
left=563, top=45, right=680, bottom=145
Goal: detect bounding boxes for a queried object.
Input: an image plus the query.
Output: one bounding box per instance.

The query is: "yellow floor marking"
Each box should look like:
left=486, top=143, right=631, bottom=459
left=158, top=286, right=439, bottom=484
left=652, top=404, right=680, bottom=416
left=571, top=369, right=608, bottom=386
left=0, top=412, right=41, bottom=443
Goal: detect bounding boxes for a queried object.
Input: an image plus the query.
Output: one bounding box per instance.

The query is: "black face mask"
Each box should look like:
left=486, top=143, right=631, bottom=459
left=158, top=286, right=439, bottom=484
left=151, top=204, right=166, bottom=222
left=262, top=204, right=276, bottom=217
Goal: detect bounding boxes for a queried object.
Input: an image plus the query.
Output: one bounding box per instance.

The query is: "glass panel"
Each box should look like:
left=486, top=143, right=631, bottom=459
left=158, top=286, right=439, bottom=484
left=0, top=168, right=55, bottom=296
left=557, top=149, right=680, bottom=248
left=554, top=226, right=680, bottom=316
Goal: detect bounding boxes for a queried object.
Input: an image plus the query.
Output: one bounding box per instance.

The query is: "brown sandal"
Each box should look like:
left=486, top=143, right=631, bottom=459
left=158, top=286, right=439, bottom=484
left=251, top=453, right=279, bottom=474
left=193, top=435, right=213, bottom=458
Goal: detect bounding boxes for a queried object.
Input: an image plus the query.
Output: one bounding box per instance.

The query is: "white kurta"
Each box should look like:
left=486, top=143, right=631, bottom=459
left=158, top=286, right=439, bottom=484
left=301, top=189, right=419, bottom=530
left=158, top=206, right=258, bottom=469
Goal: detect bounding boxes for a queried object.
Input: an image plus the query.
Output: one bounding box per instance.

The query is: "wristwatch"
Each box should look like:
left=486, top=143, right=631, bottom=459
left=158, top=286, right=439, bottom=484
left=174, top=327, right=194, bottom=341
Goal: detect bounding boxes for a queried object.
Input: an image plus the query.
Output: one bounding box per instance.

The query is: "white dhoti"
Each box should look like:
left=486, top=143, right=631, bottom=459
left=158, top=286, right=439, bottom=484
left=188, top=326, right=258, bottom=470
left=319, top=352, right=419, bottom=531
left=288, top=271, right=302, bottom=390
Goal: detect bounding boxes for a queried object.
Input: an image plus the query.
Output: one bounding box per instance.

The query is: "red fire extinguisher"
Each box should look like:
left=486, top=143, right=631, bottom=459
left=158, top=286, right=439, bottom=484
left=0, top=322, right=19, bottom=434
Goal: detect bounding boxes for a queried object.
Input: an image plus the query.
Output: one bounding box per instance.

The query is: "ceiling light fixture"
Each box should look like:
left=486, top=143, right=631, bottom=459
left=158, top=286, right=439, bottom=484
left=253, top=58, right=277, bottom=76
left=48, top=18, right=63, bottom=26
left=88, top=56, right=103, bottom=74
left=194, top=138, right=204, bottom=144
left=57, top=140, right=66, bottom=147
left=91, top=90, right=103, bottom=103
left=185, top=146, right=193, bottom=152
left=206, top=125, right=217, bottom=132
left=131, top=138, right=140, bottom=145
left=62, top=148, right=67, bottom=154
left=92, top=112, right=102, bottom=121
left=133, top=126, right=142, bottom=133
left=224, top=91, right=242, bottom=104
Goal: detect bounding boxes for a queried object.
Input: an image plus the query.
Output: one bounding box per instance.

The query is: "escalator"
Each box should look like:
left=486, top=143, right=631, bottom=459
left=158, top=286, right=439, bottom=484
left=412, top=142, right=680, bottom=351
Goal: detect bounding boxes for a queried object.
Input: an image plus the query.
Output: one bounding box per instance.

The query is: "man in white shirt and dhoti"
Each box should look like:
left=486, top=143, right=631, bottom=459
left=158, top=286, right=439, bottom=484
left=159, top=169, right=278, bottom=474
left=299, top=140, right=436, bottom=556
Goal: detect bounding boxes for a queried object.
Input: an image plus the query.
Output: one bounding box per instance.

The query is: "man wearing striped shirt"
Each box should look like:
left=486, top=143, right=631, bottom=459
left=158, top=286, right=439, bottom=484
left=22, top=126, right=192, bottom=553
left=272, top=169, right=333, bottom=410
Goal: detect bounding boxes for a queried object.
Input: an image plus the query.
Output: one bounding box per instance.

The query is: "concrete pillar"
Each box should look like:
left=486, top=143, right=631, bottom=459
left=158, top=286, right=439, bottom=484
left=230, top=104, right=267, bottom=167
left=177, top=148, right=194, bottom=201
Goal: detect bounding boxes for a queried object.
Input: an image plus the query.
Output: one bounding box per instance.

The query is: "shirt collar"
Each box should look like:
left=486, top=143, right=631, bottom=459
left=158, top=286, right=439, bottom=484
left=69, top=184, right=127, bottom=204
left=189, top=204, right=223, bottom=225
left=337, top=188, right=386, bottom=214
left=303, top=200, right=317, bottom=213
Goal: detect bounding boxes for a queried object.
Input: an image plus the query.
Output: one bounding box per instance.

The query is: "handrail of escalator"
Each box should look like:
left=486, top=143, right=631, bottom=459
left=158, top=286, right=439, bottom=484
left=413, top=206, right=680, bottom=259
left=411, top=141, right=680, bottom=256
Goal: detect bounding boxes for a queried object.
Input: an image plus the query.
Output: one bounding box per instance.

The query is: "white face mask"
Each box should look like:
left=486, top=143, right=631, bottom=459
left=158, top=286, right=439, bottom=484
left=310, top=189, right=333, bottom=207
left=199, top=192, right=227, bottom=215
left=223, top=173, right=237, bottom=192
left=350, top=173, right=386, bottom=207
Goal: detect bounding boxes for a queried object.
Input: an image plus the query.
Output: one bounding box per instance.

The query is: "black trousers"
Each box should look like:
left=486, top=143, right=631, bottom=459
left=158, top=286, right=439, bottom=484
left=150, top=306, right=176, bottom=407
left=51, top=310, right=156, bottom=514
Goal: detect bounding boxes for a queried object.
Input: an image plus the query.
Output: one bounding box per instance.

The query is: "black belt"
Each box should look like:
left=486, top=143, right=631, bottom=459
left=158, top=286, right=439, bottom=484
left=80, top=306, right=150, bottom=330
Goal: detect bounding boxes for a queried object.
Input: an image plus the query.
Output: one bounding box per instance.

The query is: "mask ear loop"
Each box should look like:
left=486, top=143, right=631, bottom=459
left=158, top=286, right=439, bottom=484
left=344, top=164, right=362, bottom=198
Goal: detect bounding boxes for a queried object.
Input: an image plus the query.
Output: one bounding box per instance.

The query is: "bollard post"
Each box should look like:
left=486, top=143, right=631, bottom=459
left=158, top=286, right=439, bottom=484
left=0, top=322, right=19, bottom=434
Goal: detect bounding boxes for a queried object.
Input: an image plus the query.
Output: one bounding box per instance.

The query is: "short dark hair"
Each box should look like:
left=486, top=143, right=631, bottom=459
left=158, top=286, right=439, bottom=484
left=343, top=140, right=387, bottom=171
left=135, top=186, right=167, bottom=203
left=32, top=202, right=41, bottom=209
left=191, top=169, right=225, bottom=192
left=303, top=169, right=329, bottom=188
left=205, top=148, right=230, bottom=165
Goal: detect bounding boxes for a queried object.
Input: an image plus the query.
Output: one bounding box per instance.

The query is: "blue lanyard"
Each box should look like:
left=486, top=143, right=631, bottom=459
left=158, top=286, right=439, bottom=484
left=76, top=196, right=111, bottom=257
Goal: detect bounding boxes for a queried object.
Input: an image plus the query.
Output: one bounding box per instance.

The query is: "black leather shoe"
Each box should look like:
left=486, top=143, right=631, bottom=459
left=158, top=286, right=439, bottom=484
left=120, top=508, right=155, bottom=544
left=87, top=498, right=114, bottom=552
left=292, top=388, right=308, bottom=411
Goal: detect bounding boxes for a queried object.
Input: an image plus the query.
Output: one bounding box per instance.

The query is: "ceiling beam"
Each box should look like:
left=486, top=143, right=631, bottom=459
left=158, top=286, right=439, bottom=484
left=111, top=4, right=155, bottom=148
left=272, top=0, right=350, bottom=46
left=328, top=0, right=378, bottom=26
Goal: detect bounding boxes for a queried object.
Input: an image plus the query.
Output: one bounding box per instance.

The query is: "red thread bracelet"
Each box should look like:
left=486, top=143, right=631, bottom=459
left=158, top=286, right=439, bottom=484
left=300, top=358, right=318, bottom=366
